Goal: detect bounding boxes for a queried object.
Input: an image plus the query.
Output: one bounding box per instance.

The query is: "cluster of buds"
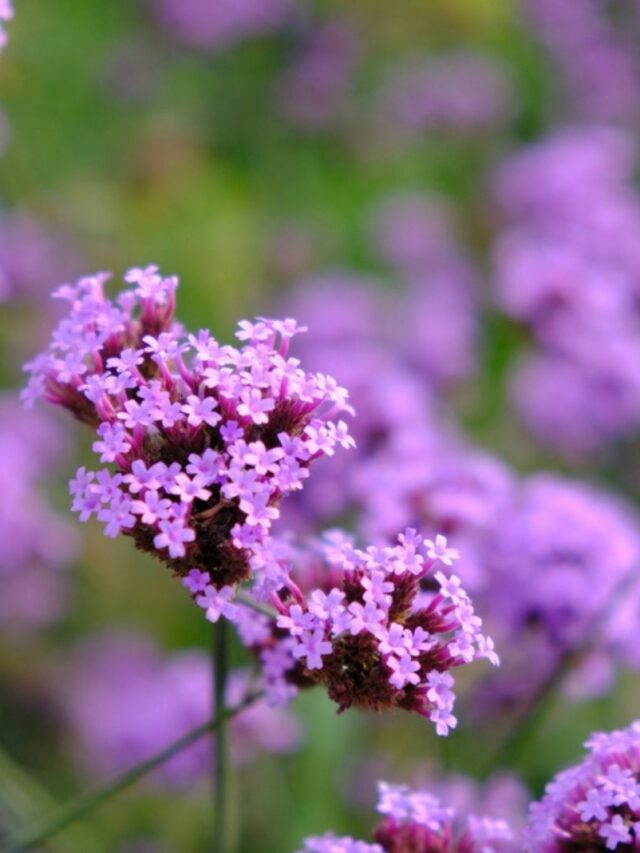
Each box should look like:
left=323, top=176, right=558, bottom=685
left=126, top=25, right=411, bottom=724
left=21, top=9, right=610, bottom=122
left=526, top=720, right=640, bottom=851
left=233, top=530, right=498, bottom=733
left=300, top=780, right=516, bottom=852
left=23, top=267, right=353, bottom=603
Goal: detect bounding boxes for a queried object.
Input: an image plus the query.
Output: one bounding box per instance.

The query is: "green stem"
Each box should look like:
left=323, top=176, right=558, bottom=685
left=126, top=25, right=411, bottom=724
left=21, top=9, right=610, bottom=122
left=213, top=619, right=233, bottom=853
left=1, top=692, right=262, bottom=853
left=235, top=591, right=277, bottom=619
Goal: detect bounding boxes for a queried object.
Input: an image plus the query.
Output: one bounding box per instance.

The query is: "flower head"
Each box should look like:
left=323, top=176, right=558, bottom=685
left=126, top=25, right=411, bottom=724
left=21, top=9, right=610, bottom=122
left=254, top=531, right=496, bottom=733
left=526, top=720, right=640, bottom=851
left=23, top=267, right=353, bottom=612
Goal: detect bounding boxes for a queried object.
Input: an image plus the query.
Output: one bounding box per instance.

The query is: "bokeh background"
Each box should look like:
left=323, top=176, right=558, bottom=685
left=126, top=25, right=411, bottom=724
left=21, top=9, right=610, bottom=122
left=2, top=0, right=640, bottom=850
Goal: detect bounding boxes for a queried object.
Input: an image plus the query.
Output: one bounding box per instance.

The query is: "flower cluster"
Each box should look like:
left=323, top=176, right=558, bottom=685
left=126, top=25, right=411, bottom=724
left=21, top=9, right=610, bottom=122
left=0, top=212, right=80, bottom=306
left=526, top=0, right=640, bottom=124
left=62, top=632, right=302, bottom=787
left=0, top=395, right=78, bottom=634
left=23, top=267, right=353, bottom=606
left=375, top=51, right=512, bottom=139
left=492, top=126, right=640, bottom=460
left=299, top=780, right=517, bottom=852
left=253, top=530, right=497, bottom=734
left=149, top=0, right=291, bottom=52
left=470, top=474, right=640, bottom=712
left=526, top=720, right=640, bottom=851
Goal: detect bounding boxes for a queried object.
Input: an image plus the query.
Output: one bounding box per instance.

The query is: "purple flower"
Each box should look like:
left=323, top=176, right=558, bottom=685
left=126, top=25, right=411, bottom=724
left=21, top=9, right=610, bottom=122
left=256, top=530, right=496, bottom=731
left=0, top=395, right=79, bottom=635
left=525, top=0, right=640, bottom=123
left=195, top=584, right=238, bottom=623
left=298, top=777, right=519, bottom=852
left=153, top=516, right=196, bottom=558
left=276, top=19, right=360, bottom=130
left=492, top=127, right=640, bottom=459
left=149, top=0, right=291, bottom=52
left=61, top=633, right=303, bottom=788
left=526, top=720, right=640, bottom=851
left=375, top=51, right=512, bottom=139
left=23, top=266, right=353, bottom=614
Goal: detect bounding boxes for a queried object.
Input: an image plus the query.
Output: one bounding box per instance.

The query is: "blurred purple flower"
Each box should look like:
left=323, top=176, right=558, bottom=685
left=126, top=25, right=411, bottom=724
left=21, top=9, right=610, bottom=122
left=526, top=0, right=640, bottom=123
left=62, top=632, right=303, bottom=788
left=0, top=212, right=81, bottom=305
left=0, top=395, right=78, bottom=635
left=375, top=52, right=512, bottom=140
left=492, top=127, right=640, bottom=458
left=476, top=474, right=640, bottom=707
left=277, top=19, right=360, bottom=130
left=148, top=0, right=291, bottom=52
left=369, top=193, right=480, bottom=386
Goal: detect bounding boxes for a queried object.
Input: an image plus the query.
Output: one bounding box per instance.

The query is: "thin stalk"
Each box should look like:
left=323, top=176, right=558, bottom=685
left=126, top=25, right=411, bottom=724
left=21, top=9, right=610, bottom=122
left=235, top=591, right=277, bottom=619
left=1, top=692, right=262, bottom=853
left=213, top=619, right=233, bottom=853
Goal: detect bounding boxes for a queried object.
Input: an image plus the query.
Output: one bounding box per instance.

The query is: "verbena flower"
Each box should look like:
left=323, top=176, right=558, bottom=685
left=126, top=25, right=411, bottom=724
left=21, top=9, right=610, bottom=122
left=474, top=474, right=640, bottom=710
left=368, top=192, right=480, bottom=388
left=0, top=212, right=80, bottom=305
left=23, top=266, right=353, bottom=606
left=526, top=0, right=640, bottom=124
left=62, top=632, right=302, bottom=787
left=298, top=779, right=517, bottom=852
left=526, top=720, right=640, bottom=851
left=247, top=530, right=497, bottom=733
left=492, top=127, right=640, bottom=460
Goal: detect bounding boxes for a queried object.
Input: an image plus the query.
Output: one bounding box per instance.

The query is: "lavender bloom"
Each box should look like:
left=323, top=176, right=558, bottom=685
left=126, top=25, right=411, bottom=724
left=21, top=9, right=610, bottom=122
left=256, top=531, right=497, bottom=733
left=526, top=0, right=640, bottom=123
left=369, top=193, right=480, bottom=387
left=493, top=126, right=637, bottom=221
left=277, top=19, right=360, bottom=130
left=299, top=779, right=518, bottom=852
left=278, top=263, right=479, bottom=535
left=375, top=52, right=512, bottom=140
left=0, top=395, right=78, bottom=634
left=0, top=212, right=81, bottom=305
left=278, top=273, right=443, bottom=532
left=509, top=351, right=640, bottom=463
left=62, top=633, right=303, bottom=787
left=526, top=720, right=640, bottom=851
left=148, top=0, right=290, bottom=52
left=479, top=474, right=640, bottom=703
left=492, top=127, right=640, bottom=458
left=23, top=267, right=354, bottom=607
left=369, top=194, right=459, bottom=278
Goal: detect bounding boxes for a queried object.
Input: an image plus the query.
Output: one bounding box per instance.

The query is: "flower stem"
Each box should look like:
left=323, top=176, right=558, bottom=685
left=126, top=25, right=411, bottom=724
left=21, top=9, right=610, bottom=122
left=213, top=618, right=234, bottom=853
left=1, top=692, right=262, bottom=853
